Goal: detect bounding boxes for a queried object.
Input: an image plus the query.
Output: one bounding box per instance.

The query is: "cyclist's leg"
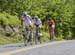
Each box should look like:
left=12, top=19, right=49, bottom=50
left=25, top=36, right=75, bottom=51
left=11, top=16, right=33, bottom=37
left=24, top=27, right=29, bottom=46
left=22, top=30, right=27, bottom=46
left=28, top=31, right=32, bottom=44
left=35, top=26, right=38, bottom=44
left=49, top=29, right=52, bottom=40
left=30, top=27, right=33, bottom=43
left=48, top=27, right=51, bottom=40
left=52, top=31, right=54, bottom=40
left=26, top=27, right=30, bottom=42
left=38, top=28, right=42, bottom=43
left=27, top=26, right=33, bottom=45
left=50, top=30, right=54, bottom=41
left=36, top=26, right=42, bottom=43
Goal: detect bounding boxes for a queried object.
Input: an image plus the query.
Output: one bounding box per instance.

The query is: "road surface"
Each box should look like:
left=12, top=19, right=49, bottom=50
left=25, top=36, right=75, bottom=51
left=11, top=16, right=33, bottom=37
left=0, top=40, right=75, bottom=55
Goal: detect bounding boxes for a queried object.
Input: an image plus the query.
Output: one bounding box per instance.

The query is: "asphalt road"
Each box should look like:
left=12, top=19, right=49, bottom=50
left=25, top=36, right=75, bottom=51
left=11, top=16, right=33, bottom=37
left=0, top=40, right=75, bottom=55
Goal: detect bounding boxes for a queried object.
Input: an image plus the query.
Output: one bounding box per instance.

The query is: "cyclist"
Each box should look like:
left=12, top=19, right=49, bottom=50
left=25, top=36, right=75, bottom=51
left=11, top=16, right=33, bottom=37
left=34, top=16, right=42, bottom=44
left=21, top=11, right=33, bottom=46
left=46, top=16, right=55, bottom=41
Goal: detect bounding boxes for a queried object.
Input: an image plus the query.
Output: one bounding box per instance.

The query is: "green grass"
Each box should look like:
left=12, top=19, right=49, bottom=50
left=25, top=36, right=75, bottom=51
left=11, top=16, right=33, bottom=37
left=0, top=34, right=23, bottom=45
left=42, top=31, right=64, bottom=42
left=42, top=31, right=50, bottom=42
left=0, top=31, right=64, bottom=45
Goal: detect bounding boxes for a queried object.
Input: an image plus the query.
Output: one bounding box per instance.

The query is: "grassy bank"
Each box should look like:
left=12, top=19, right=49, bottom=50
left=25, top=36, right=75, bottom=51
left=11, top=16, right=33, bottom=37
left=0, top=31, right=65, bottom=45
left=0, top=34, right=23, bottom=45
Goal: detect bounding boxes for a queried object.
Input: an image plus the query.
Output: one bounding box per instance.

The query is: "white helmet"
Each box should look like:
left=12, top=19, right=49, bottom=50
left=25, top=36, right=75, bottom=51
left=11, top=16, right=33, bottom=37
left=34, top=16, right=39, bottom=20
left=23, top=11, right=28, bottom=16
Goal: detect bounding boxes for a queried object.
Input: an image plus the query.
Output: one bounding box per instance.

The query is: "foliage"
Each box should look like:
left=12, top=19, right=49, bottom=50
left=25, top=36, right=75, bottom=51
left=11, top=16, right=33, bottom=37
left=0, top=0, right=75, bottom=40
left=0, top=12, right=20, bottom=27
left=0, top=34, right=23, bottom=45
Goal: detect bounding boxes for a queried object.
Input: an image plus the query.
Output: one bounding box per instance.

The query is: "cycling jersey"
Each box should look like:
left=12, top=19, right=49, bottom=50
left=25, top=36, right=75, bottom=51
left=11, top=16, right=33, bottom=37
left=21, top=15, right=32, bottom=28
left=47, top=20, right=55, bottom=32
left=34, top=19, right=42, bottom=28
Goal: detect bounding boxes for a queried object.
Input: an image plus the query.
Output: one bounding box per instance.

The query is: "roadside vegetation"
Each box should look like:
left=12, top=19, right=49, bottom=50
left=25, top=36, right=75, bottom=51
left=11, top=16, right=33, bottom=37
left=0, top=0, right=75, bottom=45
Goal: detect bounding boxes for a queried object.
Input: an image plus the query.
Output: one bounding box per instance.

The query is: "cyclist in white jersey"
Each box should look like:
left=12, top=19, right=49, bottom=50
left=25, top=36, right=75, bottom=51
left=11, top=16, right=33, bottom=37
left=34, top=16, right=42, bottom=43
left=21, top=12, right=33, bottom=45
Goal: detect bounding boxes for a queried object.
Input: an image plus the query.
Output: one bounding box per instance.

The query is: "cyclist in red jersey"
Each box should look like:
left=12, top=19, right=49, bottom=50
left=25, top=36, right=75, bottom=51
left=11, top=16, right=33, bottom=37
left=47, top=17, right=55, bottom=41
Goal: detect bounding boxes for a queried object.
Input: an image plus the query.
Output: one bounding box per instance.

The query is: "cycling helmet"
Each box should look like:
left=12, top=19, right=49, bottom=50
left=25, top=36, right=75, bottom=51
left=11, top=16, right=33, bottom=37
left=35, top=16, right=39, bottom=19
left=23, top=11, right=27, bottom=16
left=48, top=17, right=52, bottom=20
